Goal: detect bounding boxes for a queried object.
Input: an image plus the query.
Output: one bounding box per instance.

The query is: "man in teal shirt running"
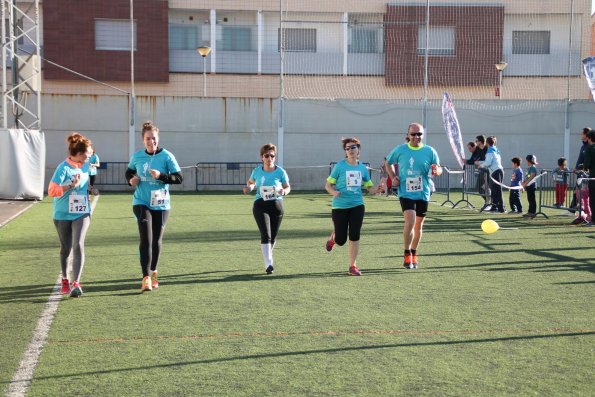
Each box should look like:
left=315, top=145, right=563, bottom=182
left=386, top=122, right=442, bottom=269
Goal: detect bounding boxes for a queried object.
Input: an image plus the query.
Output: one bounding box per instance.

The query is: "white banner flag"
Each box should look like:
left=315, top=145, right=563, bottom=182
left=582, top=56, right=595, bottom=101
left=441, top=92, right=465, bottom=169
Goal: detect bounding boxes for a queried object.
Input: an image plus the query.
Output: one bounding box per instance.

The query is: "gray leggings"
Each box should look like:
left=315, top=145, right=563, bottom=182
left=53, top=214, right=90, bottom=282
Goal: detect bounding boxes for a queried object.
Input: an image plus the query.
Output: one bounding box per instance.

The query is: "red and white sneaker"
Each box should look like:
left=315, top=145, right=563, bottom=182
left=411, top=254, right=418, bottom=269
left=325, top=231, right=336, bottom=252
left=348, top=265, right=362, bottom=276
left=60, top=278, right=71, bottom=295
left=70, top=281, right=83, bottom=297
left=151, top=271, right=159, bottom=289
left=141, top=276, right=152, bottom=292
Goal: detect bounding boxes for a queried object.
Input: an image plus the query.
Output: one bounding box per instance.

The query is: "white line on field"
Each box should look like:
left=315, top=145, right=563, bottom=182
left=6, top=195, right=99, bottom=397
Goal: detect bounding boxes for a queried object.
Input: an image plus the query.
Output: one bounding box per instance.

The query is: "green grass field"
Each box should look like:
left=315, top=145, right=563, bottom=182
left=1, top=192, right=594, bottom=396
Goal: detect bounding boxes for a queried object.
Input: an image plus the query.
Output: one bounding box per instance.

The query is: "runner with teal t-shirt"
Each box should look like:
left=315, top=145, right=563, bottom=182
left=125, top=121, right=183, bottom=292
left=48, top=132, right=95, bottom=298
left=325, top=137, right=377, bottom=276
left=243, top=143, right=290, bottom=274
left=88, top=149, right=100, bottom=187
left=386, top=123, right=442, bottom=269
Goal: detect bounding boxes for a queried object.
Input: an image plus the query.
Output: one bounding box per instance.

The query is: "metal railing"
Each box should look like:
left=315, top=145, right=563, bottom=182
left=195, top=162, right=261, bottom=190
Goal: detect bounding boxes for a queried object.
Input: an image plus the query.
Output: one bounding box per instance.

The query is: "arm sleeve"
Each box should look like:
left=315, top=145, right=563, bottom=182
left=158, top=171, right=183, bottom=184
left=125, top=167, right=137, bottom=185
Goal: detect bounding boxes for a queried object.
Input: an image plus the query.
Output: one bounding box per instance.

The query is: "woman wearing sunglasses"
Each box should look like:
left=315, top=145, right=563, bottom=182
left=243, top=143, right=291, bottom=274
left=325, top=137, right=377, bottom=276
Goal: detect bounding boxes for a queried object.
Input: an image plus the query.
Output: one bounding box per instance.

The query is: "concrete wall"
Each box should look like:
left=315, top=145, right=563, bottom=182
left=41, top=95, right=595, bottom=191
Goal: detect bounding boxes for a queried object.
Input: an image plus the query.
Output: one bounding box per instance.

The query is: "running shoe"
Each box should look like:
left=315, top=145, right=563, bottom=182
left=571, top=218, right=585, bottom=225
left=151, top=271, right=159, bottom=289
left=265, top=265, right=274, bottom=275
left=325, top=231, right=335, bottom=252
left=60, top=278, right=71, bottom=295
left=411, top=254, right=418, bottom=269
left=348, top=265, right=362, bottom=276
left=141, top=276, right=152, bottom=292
left=403, top=254, right=413, bottom=269
left=70, top=282, right=83, bottom=298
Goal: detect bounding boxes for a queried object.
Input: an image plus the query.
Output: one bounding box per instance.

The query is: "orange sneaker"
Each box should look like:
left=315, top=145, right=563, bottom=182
left=141, top=276, right=152, bottom=292
left=403, top=254, right=413, bottom=269
left=412, top=254, right=418, bottom=269
left=151, top=271, right=159, bottom=289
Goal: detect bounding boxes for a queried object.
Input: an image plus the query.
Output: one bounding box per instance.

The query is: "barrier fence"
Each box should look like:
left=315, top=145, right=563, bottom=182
left=93, top=162, right=588, bottom=220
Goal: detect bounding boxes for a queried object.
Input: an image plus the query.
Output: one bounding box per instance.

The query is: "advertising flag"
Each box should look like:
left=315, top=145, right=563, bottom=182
left=441, top=92, right=465, bottom=169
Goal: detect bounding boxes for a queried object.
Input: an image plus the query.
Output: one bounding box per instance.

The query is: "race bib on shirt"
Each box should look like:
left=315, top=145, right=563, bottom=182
left=346, top=171, right=362, bottom=188
left=406, top=176, right=423, bottom=192
left=150, top=189, right=169, bottom=207
left=260, top=186, right=277, bottom=201
left=68, top=195, right=89, bottom=214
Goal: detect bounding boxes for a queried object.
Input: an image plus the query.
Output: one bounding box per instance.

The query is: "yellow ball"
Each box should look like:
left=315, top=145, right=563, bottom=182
left=481, top=219, right=500, bottom=234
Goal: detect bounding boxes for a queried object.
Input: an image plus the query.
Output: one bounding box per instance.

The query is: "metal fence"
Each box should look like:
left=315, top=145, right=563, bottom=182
left=195, top=162, right=261, bottom=190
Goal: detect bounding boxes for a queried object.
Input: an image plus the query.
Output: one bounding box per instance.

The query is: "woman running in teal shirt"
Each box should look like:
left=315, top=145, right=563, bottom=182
left=243, top=143, right=290, bottom=274
left=325, top=137, right=377, bottom=276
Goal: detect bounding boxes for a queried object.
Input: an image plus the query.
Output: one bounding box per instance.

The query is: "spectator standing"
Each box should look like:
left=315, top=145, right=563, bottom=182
left=509, top=157, right=523, bottom=213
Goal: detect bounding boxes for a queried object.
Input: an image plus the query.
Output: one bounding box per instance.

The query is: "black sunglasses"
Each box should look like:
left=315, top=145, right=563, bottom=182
left=263, top=154, right=275, bottom=159
left=409, top=132, right=423, bottom=137
left=344, top=144, right=359, bottom=150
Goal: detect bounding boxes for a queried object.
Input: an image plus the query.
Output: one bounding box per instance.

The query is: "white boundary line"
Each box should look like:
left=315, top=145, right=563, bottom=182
left=0, top=203, right=35, bottom=229
left=6, top=195, right=99, bottom=397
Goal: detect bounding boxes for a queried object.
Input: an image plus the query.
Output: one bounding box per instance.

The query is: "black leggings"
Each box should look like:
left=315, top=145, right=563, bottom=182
left=133, top=205, right=169, bottom=277
left=490, top=169, right=504, bottom=211
left=526, top=184, right=537, bottom=214
left=331, top=204, right=365, bottom=246
left=253, top=199, right=285, bottom=244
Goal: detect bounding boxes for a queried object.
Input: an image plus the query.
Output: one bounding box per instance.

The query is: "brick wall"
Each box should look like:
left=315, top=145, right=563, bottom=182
left=385, top=5, right=504, bottom=86
left=43, top=0, right=169, bottom=82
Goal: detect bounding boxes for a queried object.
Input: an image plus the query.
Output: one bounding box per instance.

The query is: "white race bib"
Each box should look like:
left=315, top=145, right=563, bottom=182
left=68, top=194, right=89, bottom=214
left=150, top=189, right=169, bottom=207
left=260, top=186, right=277, bottom=201
left=346, top=171, right=362, bottom=189
left=406, top=176, right=423, bottom=192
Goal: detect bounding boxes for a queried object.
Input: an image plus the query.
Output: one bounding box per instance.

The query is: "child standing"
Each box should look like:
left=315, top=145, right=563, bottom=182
left=509, top=157, right=523, bottom=213
left=522, top=154, right=538, bottom=218
left=571, top=169, right=592, bottom=225
left=553, top=157, right=569, bottom=208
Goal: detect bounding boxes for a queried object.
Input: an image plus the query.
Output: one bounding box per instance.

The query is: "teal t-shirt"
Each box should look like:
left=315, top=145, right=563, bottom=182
left=88, top=153, right=100, bottom=176
left=326, top=159, right=373, bottom=209
left=386, top=143, right=440, bottom=201
left=51, top=160, right=90, bottom=221
left=250, top=165, right=289, bottom=202
left=127, top=148, right=181, bottom=210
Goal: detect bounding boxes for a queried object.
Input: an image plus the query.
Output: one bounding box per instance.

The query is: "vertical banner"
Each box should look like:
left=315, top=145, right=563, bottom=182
left=441, top=92, right=465, bottom=169
left=582, top=56, right=595, bottom=101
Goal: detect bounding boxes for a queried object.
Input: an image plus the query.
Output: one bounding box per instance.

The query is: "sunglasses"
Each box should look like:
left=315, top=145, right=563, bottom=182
left=263, top=154, right=275, bottom=159
left=409, top=132, right=423, bottom=137
left=344, top=145, right=359, bottom=150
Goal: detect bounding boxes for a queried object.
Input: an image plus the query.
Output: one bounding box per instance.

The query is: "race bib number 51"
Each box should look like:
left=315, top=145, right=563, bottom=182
left=150, top=189, right=169, bottom=207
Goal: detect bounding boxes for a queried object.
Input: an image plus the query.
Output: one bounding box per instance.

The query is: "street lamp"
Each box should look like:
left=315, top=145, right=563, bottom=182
left=495, top=61, right=508, bottom=99
left=196, top=46, right=212, bottom=97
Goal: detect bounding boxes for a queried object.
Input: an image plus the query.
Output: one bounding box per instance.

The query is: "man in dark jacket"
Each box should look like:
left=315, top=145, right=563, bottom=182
left=582, top=130, right=595, bottom=226
left=569, top=127, right=592, bottom=212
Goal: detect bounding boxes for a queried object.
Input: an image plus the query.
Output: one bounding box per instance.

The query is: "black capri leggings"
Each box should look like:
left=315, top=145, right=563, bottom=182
left=331, top=204, right=365, bottom=246
left=252, top=199, right=285, bottom=244
left=133, top=205, right=170, bottom=277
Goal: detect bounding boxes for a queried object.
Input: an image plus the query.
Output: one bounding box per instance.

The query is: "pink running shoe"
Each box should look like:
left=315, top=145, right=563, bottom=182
left=70, top=281, right=83, bottom=298
left=151, top=271, right=159, bottom=289
left=325, top=231, right=335, bottom=252
left=141, top=276, right=152, bottom=292
left=60, top=279, right=71, bottom=295
left=348, top=265, right=362, bottom=276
